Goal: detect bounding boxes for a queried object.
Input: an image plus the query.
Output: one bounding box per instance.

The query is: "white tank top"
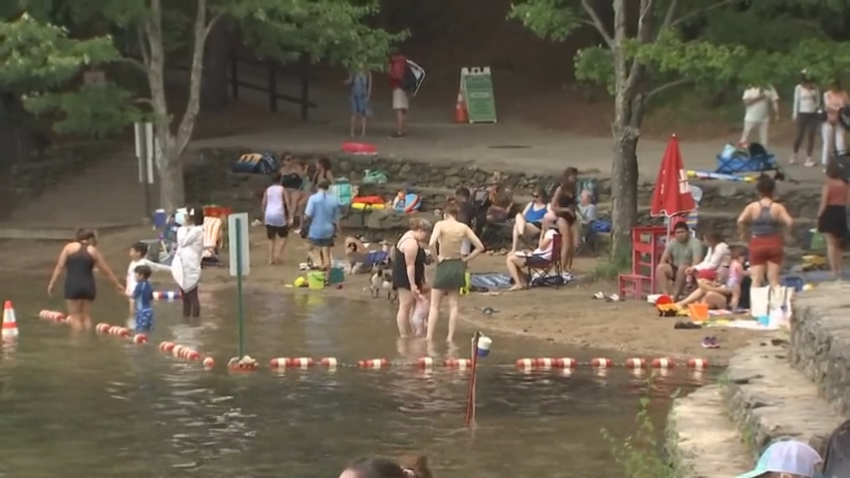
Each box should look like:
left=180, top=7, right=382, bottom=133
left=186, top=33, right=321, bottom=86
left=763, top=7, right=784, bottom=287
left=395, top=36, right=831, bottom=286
left=264, top=185, right=286, bottom=226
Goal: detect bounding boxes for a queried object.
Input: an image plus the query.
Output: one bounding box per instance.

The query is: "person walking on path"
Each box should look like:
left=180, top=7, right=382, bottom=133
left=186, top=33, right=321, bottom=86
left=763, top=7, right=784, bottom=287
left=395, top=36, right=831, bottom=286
left=740, top=85, right=780, bottom=147
left=817, top=160, right=849, bottom=279
left=820, top=80, right=849, bottom=168
left=388, top=48, right=410, bottom=138
left=426, top=203, right=484, bottom=343
left=47, top=228, right=123, bottom=331
left=346, top=68, right=372, bottom=137
left=791, top=72, right=820, bottom=165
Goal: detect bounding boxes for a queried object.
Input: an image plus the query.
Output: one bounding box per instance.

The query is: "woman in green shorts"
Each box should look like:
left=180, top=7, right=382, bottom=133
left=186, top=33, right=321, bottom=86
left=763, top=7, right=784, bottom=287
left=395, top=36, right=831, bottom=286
left=426, top=202, right=485, bottom=343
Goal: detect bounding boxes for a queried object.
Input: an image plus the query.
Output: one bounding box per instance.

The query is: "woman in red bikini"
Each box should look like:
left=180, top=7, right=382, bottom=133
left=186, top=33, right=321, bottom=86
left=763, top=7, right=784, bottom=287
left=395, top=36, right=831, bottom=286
left=736, top=176, right=794, bottom=288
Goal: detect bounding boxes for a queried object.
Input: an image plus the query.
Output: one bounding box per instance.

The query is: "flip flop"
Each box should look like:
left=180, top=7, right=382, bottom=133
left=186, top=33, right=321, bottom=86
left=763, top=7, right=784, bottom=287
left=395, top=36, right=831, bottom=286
left=593, top=291, right=605, bottom=300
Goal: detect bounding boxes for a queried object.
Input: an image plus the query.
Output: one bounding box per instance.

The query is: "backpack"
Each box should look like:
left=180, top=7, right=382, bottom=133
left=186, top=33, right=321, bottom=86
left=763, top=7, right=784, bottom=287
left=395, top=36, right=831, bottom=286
left=401, top=62, right=417, bottom=93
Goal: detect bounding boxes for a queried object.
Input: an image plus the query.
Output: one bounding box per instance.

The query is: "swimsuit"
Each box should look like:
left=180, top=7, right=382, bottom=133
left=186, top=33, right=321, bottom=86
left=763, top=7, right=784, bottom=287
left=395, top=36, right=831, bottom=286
left=64, top=242, right=96, bottom=301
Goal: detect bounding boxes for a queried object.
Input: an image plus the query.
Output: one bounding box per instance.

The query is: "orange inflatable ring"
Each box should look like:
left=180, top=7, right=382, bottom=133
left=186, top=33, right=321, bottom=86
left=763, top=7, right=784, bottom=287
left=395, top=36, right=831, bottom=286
left=342, top=142, right=378, bottom=155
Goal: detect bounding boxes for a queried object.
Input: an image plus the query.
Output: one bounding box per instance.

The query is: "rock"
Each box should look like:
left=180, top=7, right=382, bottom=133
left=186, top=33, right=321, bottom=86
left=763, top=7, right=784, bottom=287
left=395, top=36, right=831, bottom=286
left=724, top=339, right=843, bottom=455
left=364, top=210, right=438, bottom=230
left=666, top=385, right=751, bottom=478
left=790, top=283, right=850, bottom=417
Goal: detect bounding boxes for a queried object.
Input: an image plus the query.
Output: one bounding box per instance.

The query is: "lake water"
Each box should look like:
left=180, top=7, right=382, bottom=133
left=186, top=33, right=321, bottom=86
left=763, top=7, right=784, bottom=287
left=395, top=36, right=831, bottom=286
left=0, top=278, right=709, bottom=478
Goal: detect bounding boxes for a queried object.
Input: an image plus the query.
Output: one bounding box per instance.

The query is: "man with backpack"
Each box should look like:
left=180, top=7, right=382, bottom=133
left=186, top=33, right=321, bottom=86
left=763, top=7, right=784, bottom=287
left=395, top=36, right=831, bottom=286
left=389, top=47, right=416, bottom=138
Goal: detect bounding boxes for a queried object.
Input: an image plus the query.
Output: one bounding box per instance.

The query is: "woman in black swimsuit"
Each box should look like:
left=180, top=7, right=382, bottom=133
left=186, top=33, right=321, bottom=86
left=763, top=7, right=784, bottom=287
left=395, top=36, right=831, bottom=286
left=311, top=157, right=335, bottom=187
left=392, top=218, right=431, bottom=338
left=47, top=228, right=124, bottom=330
left=278, top=153, right=305, bottom=227
left=541, top=167, right=578, bottom=271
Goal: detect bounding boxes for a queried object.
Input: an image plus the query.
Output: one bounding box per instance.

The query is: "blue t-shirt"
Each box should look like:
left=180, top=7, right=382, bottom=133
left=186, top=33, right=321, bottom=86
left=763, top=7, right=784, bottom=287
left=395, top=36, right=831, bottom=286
left=305, top=191, right=339, bottom=240
left=133, top=280, right=154, bottom=310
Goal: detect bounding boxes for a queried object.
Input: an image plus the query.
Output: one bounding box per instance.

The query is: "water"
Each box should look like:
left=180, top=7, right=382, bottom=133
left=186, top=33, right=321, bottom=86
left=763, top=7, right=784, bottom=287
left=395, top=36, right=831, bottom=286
left=0, top=278, right=709, bottom=478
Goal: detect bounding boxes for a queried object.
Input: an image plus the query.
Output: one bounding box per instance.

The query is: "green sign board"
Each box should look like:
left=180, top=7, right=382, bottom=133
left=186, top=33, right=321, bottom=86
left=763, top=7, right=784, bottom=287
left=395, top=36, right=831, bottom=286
left=461, top=67, right=497, bottom=123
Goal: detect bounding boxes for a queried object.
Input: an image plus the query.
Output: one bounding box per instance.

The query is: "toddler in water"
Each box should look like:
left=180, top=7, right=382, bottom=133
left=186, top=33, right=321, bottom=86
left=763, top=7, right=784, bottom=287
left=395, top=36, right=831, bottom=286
left=126, top=242, right=170, bottom=323
left=132, top=265, right=155, bottom=333
left=410, top=285, right=430, bottom=337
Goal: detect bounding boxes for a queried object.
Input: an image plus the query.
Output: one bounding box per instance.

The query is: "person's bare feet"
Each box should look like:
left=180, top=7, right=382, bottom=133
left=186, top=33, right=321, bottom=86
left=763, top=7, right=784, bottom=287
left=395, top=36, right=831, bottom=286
left=508, top=284, right=525, bottom=291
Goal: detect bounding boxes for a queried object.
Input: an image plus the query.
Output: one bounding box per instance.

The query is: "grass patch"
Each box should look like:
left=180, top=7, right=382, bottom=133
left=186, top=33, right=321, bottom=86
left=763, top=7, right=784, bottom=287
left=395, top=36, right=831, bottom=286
left=589, top=237, right=632, bottom=281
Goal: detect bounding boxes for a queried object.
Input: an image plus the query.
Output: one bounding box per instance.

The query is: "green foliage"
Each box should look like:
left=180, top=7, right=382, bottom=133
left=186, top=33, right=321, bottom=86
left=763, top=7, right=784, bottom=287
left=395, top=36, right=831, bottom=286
left=600, top=379, right=678, bottom=478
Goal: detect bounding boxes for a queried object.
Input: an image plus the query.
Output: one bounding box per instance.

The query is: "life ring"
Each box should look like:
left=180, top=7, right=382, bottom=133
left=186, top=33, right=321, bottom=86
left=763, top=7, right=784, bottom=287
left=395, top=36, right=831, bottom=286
left=342, top=142, right=378, bottom=155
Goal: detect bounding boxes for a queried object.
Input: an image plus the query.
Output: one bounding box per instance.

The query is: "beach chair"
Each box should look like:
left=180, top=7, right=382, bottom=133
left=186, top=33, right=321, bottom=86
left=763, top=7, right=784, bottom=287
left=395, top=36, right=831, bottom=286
left=526, top=233, right=563, bottom=288
left=202, top=216, right=224, bottom=266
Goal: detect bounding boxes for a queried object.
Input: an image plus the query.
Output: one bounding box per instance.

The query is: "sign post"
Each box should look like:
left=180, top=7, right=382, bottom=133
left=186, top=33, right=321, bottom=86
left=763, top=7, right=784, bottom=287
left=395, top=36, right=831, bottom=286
left=460, top=67, right=498, bottom=123
left=228, top=213, right=250, bottom=358
left=134, top=122, right=157, bottom=219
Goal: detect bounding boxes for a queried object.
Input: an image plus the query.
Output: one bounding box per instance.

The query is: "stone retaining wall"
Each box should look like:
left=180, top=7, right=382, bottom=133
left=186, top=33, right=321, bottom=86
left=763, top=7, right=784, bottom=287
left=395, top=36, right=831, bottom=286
left=790, top=282, right=850, bottom=416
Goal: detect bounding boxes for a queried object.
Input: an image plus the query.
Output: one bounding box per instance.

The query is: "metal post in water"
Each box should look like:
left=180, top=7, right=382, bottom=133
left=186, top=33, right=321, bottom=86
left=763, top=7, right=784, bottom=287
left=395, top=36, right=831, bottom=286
left=465, top=331, right=481, bottom=426
left=235, top=216, right=245, bottom=358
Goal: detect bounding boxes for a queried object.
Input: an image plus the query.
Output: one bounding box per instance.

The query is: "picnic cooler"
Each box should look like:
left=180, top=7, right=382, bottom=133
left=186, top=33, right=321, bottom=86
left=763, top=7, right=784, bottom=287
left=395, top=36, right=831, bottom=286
left=715, top=143, right=777, bottom=174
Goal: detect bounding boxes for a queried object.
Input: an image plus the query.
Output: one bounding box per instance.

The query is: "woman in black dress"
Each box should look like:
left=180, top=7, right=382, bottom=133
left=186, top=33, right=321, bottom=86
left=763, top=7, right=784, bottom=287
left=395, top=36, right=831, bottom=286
left=392, top=218, right=431, bottom=338
left=817, top=160, right=849, bottom=278
left=541, top=167, right=579, bottom=271
left=47, top=228, right=124, bottom=330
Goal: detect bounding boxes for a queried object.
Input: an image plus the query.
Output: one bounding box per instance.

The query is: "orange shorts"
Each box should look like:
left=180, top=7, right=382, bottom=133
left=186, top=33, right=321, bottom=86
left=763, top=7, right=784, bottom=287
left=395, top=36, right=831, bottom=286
left=748, top=235, right=784, bottom=266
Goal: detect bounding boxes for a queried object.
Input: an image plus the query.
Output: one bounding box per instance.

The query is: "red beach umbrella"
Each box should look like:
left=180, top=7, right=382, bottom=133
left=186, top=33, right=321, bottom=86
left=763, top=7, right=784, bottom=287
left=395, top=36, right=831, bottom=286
left=651, top=134, right=696, bottom=220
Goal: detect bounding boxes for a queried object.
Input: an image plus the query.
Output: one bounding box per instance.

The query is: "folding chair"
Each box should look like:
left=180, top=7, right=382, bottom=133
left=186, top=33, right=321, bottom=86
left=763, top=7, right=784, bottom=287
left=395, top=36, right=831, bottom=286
left=575, top=221, right=598, bottom=255
left=526, top=233, right=564, bottom=288
left=202, top=216, right=224, bottom=266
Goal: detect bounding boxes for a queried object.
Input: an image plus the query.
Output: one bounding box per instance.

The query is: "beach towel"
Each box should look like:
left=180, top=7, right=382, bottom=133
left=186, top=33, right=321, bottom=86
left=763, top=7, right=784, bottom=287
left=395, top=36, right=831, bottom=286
left=171, top=225, right=204, bottom=291
left=202, top=216, right=223, bottom=259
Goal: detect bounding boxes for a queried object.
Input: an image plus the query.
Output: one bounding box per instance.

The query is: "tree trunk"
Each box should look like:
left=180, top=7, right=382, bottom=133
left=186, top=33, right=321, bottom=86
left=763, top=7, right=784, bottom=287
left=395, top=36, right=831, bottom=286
left=609, top=125, right=640, bottom=255
left=159, top=142, right=185, bottom=211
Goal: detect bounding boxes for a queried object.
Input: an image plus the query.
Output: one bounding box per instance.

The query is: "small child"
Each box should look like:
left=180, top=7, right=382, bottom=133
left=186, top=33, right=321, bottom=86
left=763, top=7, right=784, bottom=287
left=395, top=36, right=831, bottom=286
left=127, top=242, right=171, bottom=319
left=410, top=286, right=430, bottom=337
left=133, top=265, right=155, bottom=333
left=727, top=245, right=746, bottom=311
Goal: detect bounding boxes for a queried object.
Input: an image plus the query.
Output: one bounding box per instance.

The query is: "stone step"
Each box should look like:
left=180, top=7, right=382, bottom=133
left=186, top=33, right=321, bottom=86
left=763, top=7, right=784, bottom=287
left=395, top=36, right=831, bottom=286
left=791, top=283, right=850, bottom=417
left=667, top=384, right=751, bottom=478
left=724, top=339, right=844, bottom=454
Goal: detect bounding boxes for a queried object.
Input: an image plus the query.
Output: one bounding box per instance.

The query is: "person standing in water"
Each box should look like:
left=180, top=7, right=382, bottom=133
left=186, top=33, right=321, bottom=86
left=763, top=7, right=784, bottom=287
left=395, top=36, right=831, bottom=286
left=47, top=228, right=123, bottom=330
left=392, top=218, right=432, bottom=338
left=426, top=203, right=484, bottom=343
left=262, top=172, right=290, bottom=264
left=171, top=208, right=205, bottom=318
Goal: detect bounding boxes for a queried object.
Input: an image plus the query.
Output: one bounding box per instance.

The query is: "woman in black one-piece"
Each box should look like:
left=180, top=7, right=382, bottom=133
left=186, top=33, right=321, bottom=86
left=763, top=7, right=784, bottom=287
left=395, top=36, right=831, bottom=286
left=391, top=219, right=431, bottom=338
left=817, top=161, right=849, bottom=278
left=542, top=167, right=579, bottom=270
left=47, top=228, right=123, bottom=330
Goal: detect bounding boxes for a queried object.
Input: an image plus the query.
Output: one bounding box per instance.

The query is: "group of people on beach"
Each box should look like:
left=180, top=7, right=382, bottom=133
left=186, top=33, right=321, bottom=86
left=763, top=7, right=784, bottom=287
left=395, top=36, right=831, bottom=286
left=48, top=207, right=209, bottom=333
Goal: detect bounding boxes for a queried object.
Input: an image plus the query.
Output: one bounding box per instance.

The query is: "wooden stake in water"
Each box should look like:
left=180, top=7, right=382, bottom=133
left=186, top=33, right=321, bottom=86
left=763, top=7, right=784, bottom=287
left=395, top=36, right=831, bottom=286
left=465, top=331, right=480, bottom=426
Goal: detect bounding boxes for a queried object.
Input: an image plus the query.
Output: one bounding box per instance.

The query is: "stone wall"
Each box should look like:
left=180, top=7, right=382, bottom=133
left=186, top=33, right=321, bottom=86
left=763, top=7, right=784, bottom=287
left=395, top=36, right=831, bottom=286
left=790, top=283, right=850, bottom=416
left=0, top=141, right=118, bottom=220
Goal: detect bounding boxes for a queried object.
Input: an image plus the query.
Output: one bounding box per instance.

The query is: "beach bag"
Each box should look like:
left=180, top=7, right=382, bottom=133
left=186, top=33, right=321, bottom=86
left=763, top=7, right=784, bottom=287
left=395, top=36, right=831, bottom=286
left=401, top=63, right=417, bottom=92
left=330, top=178, right=353, bottom=207
left=362, top=169, right=388, bottom=184
left=750, top=285, right=793, bottom=325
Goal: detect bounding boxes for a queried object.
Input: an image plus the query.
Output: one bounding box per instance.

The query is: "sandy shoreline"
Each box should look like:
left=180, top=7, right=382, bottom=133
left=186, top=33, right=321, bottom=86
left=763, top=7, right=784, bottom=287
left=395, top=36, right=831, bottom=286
left=0, top=225, right=762, bottom=363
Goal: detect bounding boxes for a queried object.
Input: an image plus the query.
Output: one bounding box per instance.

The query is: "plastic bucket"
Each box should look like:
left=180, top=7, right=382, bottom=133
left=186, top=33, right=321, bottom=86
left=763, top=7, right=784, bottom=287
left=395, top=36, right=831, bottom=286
left=153, top=209, right=167, bottom=228
left=307, top=272, right=325, bottom=290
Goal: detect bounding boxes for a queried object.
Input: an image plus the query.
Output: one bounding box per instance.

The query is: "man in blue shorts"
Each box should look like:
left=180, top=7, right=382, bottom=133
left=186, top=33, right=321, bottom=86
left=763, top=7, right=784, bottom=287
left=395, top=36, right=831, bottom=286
left=305, top=180, right=340, bottom=271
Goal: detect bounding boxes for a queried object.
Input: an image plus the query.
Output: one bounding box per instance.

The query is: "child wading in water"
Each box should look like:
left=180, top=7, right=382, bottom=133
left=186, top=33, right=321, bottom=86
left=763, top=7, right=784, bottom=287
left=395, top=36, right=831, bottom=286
left=132, top=265, right=155, bottom=333
left=126, top=242, right=170, bottom=325
left=171, top=208, right=205, bottom=318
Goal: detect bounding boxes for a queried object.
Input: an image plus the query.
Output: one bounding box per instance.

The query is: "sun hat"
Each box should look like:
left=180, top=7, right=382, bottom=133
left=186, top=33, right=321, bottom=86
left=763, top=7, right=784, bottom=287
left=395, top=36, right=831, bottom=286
left=736, top=441, right=823, bottom=478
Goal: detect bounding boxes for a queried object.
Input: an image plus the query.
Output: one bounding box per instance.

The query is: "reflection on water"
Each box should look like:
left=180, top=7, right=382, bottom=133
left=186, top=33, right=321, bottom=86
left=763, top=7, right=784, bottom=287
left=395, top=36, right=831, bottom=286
left=0, top=278, right=711, bottom=478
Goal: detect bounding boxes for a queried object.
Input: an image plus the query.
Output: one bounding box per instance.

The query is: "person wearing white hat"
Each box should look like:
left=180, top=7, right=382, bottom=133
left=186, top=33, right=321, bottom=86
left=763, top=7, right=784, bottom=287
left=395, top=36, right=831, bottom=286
left=736, top=440, right=823, bottom=478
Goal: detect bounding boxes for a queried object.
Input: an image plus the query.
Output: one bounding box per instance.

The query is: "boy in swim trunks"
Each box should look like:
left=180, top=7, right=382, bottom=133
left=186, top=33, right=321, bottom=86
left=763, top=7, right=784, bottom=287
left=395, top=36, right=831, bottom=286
left=133, top=265, right=155, bottom=333
left=126, top=242, right=171, bottom=322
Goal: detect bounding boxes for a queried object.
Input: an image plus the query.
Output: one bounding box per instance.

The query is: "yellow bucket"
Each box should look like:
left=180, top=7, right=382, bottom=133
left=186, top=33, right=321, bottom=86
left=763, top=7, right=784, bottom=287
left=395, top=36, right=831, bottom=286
left=307, top=271, right=325, bottom=290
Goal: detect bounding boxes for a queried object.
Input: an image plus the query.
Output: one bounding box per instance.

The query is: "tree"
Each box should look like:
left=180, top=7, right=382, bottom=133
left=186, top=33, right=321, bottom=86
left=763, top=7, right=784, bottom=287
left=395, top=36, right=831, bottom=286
left=510, top=0, right=850, bottom=252
left=2, top=0, right=402, bottom=210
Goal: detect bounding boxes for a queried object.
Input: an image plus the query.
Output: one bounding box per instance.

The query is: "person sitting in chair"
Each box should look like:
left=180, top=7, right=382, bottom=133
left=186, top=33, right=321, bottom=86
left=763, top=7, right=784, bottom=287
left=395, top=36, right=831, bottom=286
left=505, top=225, right=558, bottom=291
left=510, top=187, right=549, bottom=253
left=485, top=174, right=514, bottom=225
